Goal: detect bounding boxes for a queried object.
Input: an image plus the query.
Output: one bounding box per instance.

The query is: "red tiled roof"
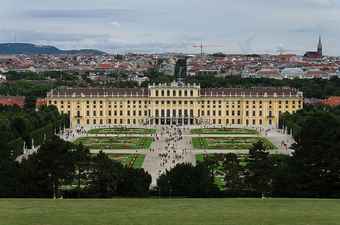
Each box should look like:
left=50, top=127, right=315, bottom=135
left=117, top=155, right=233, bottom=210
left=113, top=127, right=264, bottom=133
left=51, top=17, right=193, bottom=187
left=36, top=98, right=47, bottom=107
left=0, top=96, right=25, bottom=108
left=322, top=96, right=340, bottom=107
left=97, top=63, right=113, bottom=69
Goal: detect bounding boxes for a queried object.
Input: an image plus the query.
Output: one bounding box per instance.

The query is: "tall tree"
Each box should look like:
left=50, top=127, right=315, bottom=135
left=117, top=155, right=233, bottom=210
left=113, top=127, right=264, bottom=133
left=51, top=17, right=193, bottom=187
left=157, top=163, right=219, bottom=197
left=71, top=143, right=91, bottom=197
left=223, top=153, right=243, bottom=191
left=246, top=141, right=273, bottom=196
left=292, top=111, right=340, bottom=195
left=88, top=152, right=123, bottom=197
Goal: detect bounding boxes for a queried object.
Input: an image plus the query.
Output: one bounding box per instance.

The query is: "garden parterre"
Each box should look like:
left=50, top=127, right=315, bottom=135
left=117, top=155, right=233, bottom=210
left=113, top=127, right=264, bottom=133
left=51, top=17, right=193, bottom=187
left=74, top=136, right=153, bottom=149
left=192, top=136, right=276, bottom=150
left=87, top=127, right=156, bottom=135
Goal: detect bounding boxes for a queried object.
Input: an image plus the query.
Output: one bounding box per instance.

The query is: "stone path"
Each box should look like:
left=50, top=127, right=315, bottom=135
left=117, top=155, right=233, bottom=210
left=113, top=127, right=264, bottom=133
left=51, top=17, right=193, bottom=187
left=143, top=127, right=196, bottom=187
left=261, top=128, right=295, bottom=155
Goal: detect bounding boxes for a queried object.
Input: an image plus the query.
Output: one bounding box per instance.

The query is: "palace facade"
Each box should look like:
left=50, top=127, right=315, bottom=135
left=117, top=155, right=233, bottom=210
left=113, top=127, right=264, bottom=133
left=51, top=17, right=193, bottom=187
left=46, top=82, right=303, bottom=128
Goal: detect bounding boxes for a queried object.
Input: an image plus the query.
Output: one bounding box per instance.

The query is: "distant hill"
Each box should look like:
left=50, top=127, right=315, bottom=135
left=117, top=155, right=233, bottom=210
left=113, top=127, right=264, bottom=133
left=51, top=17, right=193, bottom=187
left=0, top=43, right=107, bottom=55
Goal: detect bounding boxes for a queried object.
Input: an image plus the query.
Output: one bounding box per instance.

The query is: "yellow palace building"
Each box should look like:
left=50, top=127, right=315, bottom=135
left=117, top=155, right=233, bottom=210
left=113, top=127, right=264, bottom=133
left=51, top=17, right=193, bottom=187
left=46, top=82, right=303, bottom=128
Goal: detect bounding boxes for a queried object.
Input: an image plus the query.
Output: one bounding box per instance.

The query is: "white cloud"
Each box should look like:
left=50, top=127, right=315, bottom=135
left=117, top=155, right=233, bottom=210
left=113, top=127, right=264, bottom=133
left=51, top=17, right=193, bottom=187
left=0, top=0, right=339, bottom=55
left=110, top=21, right=121, bottom=28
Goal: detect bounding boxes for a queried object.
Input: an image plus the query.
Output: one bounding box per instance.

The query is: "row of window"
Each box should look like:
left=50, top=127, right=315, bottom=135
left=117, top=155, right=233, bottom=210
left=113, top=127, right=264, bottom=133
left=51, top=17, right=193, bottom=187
left=71, top=109, right=283, bottom=118
left=78, top=118, right=273, bottom=126
left=79, top=110, right=150, bottom=117
left=51, top=99, right=302, bottom=107
left=154, top=109, right=194, bottom=117
left=81, top=118, right=141, bottom=125
left=155, top=89, right=195, bottom=97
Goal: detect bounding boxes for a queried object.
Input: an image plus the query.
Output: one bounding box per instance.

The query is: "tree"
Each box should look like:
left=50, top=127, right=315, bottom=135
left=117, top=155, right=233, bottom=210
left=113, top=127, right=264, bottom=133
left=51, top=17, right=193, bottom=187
left=117, top=168, right=151, bottom=197
left=71, top=143, right=91, bottom=197
left=0, top=145, right=17, bottom=196
left=88, top=152, right=123, bottom=197
left=291, top=111, right=340, bottom=195
left=157, top=163, right=219, bottom=197
left=223, top=153, right=243, bottom=191
left=246, top=141, right=273, bottom=196
left=203, top=154, right=223, bottom=177
left=16, top=136, right=75, bottom=197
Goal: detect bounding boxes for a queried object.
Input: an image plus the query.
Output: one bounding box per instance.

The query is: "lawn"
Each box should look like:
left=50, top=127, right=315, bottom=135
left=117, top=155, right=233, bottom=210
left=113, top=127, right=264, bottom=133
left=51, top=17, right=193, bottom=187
left=192, top=136, right=276, bottom=150
left=191, top=128, right=258, bottom=135
left=74, top=137, right=153, bottom=149
left=1, top=198, right=340, bottom=225
left=88, top=128, right=156, bottom=135
left=196, top=154, right=204, bottom=162
left=108, top=154, right=145, bottom=168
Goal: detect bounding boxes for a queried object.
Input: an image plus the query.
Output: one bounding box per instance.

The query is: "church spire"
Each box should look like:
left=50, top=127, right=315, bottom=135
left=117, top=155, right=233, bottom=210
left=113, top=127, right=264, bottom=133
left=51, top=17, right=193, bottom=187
left=317, top=35, right=323, bottom=56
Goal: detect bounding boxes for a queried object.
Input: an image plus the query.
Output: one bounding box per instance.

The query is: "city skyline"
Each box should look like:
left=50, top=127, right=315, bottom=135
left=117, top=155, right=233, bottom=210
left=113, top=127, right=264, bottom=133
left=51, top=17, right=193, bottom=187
left=1, top=0, right=340, bottom=55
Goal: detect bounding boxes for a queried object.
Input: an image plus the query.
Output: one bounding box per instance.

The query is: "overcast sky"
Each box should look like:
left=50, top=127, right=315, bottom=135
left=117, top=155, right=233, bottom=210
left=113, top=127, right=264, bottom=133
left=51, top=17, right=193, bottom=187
left=1, top=0, right=339, bottom=55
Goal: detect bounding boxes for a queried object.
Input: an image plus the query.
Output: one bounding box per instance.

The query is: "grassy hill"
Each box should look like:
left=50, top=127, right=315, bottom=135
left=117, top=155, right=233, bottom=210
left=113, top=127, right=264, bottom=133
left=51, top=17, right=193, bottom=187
left=1, top=198, right=339, bottom=225
left=0, top=43, right=106, bottom=55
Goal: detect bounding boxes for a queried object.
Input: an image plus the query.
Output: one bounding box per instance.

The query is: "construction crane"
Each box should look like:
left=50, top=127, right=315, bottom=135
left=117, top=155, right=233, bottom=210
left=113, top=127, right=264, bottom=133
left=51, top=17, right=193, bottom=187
left=192, top=41, right=224, bottom=56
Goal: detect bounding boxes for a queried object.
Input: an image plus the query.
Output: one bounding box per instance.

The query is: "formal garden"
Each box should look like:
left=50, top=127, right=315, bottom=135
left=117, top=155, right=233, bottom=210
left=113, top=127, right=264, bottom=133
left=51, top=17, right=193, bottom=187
left=192, top=137, right=276, bottom=150
left=108, top=154, right=145, bottom=169
left=74, top=136, right=153, bottom=149
left=191, top=128, right=258, bottom=135
left=87, top=127, right=156, bottom=135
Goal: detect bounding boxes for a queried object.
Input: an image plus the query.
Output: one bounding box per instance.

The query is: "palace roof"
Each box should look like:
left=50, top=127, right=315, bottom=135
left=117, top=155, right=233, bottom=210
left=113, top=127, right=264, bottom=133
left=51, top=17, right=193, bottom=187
left=47, top=87, right=302, bottom=98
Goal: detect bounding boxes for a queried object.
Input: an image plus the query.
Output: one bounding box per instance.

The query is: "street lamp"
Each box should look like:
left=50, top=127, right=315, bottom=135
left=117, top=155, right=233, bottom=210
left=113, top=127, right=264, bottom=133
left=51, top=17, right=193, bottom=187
left=48, top=173, right=56, bottom=199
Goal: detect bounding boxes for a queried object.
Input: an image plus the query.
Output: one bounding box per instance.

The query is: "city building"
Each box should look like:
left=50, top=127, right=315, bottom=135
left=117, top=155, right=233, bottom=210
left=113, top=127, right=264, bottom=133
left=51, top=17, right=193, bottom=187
left=174, top=57, right=188, bottom=81
left=321, top=96, right=340, bottom=107
left=0, top=96, right=25, bottom=108
left=304, top=36, right=323, bottom=59
left=281, top=68, right=304, bottom=79
left=46, top=82, right=303, bottom=128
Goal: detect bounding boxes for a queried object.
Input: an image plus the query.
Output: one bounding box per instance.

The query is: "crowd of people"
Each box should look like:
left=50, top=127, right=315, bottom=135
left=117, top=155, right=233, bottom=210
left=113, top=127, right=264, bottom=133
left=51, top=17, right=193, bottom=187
left=61, top=126, right=86, bottom=141
left=148, top=126, right=194, bottom=177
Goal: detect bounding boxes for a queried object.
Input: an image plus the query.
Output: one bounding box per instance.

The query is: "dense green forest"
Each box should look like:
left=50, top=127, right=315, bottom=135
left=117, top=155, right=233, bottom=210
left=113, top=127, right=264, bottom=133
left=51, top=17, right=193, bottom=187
left=0, top=105, right=68, bottom=157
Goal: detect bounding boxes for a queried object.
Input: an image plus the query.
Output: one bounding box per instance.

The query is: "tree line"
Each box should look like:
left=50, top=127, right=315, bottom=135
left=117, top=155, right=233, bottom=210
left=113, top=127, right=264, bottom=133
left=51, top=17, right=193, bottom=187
left=141, top=72, right=340, bottom=99
left=0, top=136, right=151, bottom=198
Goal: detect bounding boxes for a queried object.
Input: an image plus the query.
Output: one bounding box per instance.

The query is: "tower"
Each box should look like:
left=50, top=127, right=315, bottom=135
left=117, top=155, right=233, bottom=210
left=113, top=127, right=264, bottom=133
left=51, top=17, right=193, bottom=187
left=174, top=57, right=187, bottom=83
left=317, top=36, right=323, bottom=56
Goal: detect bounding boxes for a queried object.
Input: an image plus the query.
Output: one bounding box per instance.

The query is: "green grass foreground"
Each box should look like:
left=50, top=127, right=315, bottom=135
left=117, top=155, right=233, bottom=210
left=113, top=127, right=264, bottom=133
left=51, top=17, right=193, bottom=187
left=1, top=198, right=340, bottom=225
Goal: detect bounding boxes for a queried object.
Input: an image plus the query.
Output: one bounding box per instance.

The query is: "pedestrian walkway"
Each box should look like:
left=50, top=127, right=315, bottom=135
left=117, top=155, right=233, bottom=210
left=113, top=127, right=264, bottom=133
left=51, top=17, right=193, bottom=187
left=143, top=127, right=196, bottom=187
left=262, top=128, right=295, bottom=155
